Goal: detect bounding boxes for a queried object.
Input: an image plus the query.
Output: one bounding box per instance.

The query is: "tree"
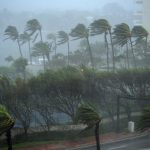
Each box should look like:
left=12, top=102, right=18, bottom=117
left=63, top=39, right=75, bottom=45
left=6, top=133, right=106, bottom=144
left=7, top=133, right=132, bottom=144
left=4, top=26, right=23, bottom=57
left=20, top=31, right=32, bottom=63
left=32, top=41, right=52, bottom=69
left=0, top=104, right=14, bottom=150
left=12, top=57, right=28, bottom=80
left=57, top=31, right=70, bottom=65
left=139, top=106, right=150, bottom=130
left=47, top=33, right=57, bottom=56
left=70, top=24, right=94, bottom=69
left=76, top=102, right=101, bottom=150
left=132, top=26, right=148, bottom=53
left=113, top=23, right=136, bottom=68
left=5, top=56, right=14, bottom=63
left=25, top=19, right=43, bottom=42
left=90, top=19, right=114, bottom=71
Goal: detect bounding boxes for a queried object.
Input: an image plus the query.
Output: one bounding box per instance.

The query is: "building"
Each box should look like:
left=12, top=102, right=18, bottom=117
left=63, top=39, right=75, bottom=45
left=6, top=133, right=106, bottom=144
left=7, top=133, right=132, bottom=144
left=134, top=0, right=150, bottom=32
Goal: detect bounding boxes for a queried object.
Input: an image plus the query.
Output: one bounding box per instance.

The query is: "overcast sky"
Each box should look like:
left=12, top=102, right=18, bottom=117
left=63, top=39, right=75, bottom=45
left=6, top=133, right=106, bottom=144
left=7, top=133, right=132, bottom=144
left=1, top=0, right=134, bottom=12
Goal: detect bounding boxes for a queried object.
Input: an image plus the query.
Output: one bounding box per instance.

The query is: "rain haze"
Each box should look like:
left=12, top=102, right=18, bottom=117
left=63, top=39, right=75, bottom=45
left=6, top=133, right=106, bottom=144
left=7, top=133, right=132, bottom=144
left=1, top=0, right=134, bottom=12
left=0, top=1, right=150, bottom=150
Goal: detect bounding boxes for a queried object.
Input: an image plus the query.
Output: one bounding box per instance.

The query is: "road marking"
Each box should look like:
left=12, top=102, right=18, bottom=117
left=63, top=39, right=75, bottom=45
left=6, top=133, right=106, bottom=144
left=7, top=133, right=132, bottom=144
left=108, top=145, right=127, bottom=150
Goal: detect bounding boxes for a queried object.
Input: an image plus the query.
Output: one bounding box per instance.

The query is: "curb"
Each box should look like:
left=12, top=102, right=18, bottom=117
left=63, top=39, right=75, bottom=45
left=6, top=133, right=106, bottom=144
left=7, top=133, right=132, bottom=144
left=66, top=133, right=149, bottom=150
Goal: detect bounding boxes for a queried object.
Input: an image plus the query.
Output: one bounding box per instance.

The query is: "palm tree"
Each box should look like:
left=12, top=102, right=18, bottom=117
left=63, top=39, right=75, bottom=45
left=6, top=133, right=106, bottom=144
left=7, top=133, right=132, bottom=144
left=70, top=24, right=94, bottom=69
left=113, top=23, right=136, bottom=68
left=90, top=19, right=114, bottom=71
left=57, top=31, right=70, bottom=65
left=32, top=41, right=52, bottom=69
left=0, top=104, right=14, bottom=150
left=4, top=26, right=23, bottom=57
left=25, top=19, right=43, bottom=42
left=132, top=26, right=148, bottom=53
left=47, top=33, right=57, bottom=56
left=76, top=102, right=101, bottom=150
left=20, top=32, right=32, bottom=63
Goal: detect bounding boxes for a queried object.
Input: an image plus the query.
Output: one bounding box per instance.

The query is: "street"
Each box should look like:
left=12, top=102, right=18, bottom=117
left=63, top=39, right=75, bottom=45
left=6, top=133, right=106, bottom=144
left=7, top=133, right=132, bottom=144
left=76, top=134, right=150, bottom=150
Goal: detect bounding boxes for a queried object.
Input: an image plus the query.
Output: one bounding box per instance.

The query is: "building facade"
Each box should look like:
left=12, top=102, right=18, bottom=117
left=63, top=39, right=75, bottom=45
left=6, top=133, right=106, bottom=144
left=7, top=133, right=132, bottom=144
left=134, top=0, right=150, bottom=32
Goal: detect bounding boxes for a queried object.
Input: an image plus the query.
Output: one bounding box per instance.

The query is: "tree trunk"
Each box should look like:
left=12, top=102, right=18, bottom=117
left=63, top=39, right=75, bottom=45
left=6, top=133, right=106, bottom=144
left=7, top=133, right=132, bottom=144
left=104, top=32, right=109, bottom=71
left=67, top=41, right=70, bottom=66
left=6, top=129, right=12, bottom=150
left=130, top=38, right=136, bottom=68
left=86, top=37, right=94, bottom=70
left=39, top=29, right=43, bottom=42
left=17, top=39, right=23, bottom=57
left=95, top=122, right=100, bottom=150
left=28, top=40, right=32, bottom=64
left=126, top=43, right=129, bottom=69
left=109, top=29, right=115, bottom=71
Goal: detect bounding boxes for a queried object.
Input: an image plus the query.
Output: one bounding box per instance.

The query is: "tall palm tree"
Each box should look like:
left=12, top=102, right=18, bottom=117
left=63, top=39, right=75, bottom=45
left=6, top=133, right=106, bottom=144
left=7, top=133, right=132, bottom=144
left=20, top=32, right=32, bottom=63
left=47, top=33, right=57, bottom=56
left=25, top=19, right=43, bottom=42
left=113, top=23, right=136, bottom=68
left=32, top=41, right=52, bottom=69
left=4, top=26, right=23, bottom=57
left=57, top=31, right=70, bottom=65
left=90, top=19, right=114, bottom=71
left=132, top=26, right=148, bottom=52
left=76, top=102, right=101, bottom=150
left=0, top=104, right=14, bottom=150
left=70, top=24, right=94, bottom=69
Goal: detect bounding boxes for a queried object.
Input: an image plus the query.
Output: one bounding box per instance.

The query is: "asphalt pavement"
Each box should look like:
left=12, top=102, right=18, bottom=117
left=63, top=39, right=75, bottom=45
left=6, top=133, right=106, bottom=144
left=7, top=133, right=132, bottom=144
left=74, top=134, right=150, bottom=150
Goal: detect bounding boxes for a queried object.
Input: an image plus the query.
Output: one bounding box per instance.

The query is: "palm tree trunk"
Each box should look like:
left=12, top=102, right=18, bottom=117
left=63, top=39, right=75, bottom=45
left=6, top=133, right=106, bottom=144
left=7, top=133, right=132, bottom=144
left=126, top=43, right=129, bottom=69
left=67, top=41, right=70, bottom=66
left=6, top=129, right=12, bottom=150
left=17, top=39, right=23, bottom=57
left=109, top=29, right=115, bottom=71
left=86, top=37, right=94, bottom=70
left=130, top=38, right=136, bottom=68
left=54, top=40, right=57, bottom=56
left=104, top=32, right=109, bottom=71
left=28, top=40, right=32, bottom=64
left=39, top=29, right=43, bottom=42
left=95, top=122, right=100, bottom=150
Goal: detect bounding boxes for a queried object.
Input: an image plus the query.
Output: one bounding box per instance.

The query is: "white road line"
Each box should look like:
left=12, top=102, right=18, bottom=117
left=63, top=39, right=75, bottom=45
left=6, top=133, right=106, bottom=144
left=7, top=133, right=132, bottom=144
left=108, top=145, right=127, bottom=150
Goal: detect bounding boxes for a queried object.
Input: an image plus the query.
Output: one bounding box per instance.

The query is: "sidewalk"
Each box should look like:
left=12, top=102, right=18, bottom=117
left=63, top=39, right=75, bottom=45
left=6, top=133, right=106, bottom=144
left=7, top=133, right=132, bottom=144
left=19, top=131, right=149, bottom=150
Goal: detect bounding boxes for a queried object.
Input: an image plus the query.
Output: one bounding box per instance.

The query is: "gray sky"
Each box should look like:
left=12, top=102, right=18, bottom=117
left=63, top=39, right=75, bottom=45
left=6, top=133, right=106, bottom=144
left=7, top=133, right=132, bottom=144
left=1, top=0, right=134, bottom=12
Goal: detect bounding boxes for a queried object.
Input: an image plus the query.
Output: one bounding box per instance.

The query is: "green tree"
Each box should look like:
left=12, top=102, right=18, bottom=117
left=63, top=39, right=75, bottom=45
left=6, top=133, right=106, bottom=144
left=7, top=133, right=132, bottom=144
left=70, top=24, right=94, bottom=69
left=20, top=31, right=32, bottom=63
left=5, top=56, right=14, bottom=63
left=57, top=31, right=70, bottom=65
left=76, top=102, right=101, bottom=150
left=139, top=106, right=150, bottom=130
left=12, top=57, right=28, bottom=80
left=32, top=41, right=52, bottom=69
left=25, top=19, right=43, bottom=42
left=47, top=33, right=57, bottom=56
left=132, top=26, right=148, bottom=53
left=0, top=104, right=14, bottom=150
left=113, top=23, right=136, bottom=68
left=90, top=19, right=114, bottom=71
left=4, top=26, right=23, bottom=57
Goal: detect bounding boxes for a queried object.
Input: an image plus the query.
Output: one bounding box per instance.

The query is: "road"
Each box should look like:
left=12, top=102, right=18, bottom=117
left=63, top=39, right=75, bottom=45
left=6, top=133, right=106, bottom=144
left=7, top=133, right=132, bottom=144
left=76, top=134, right=150, bottom=150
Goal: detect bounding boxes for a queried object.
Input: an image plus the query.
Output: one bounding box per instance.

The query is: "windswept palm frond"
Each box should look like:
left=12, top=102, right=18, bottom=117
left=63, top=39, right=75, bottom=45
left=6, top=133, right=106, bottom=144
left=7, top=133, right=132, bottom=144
left=4, top=26, right=19, bottom=41
left=0, top=105, right=14, bottom=135
left=57, top=31, right=69, bottom=45
left=89, top=19, right=111, bottom=36
left=76, top=102, right=101, bottom=129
